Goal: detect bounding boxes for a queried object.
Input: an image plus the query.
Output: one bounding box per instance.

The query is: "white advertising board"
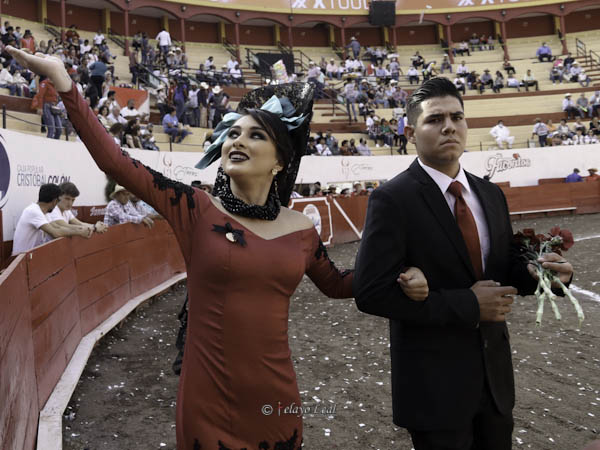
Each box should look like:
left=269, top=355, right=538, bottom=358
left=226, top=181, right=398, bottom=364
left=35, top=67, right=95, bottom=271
left=1, top=128, right=599, bottom=241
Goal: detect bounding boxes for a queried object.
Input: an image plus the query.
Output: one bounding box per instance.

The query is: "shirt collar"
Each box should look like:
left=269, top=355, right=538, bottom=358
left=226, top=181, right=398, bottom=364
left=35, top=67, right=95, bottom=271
left=417, top=158, right=471, bottom=195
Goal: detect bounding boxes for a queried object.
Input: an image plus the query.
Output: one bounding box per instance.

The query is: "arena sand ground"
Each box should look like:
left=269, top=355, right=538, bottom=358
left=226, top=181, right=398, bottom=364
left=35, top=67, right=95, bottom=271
left=62, top=214, right=600, bottom=450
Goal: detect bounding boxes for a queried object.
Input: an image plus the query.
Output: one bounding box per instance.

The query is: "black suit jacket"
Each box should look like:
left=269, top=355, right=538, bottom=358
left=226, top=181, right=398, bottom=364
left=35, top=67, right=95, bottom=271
left=353, top=159, right=537, bottom=431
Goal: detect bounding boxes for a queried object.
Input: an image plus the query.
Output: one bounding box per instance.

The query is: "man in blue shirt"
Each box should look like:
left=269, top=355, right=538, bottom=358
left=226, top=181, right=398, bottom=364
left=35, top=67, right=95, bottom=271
left=565, top=168, right=583, bottom=183
left=162, top=107, right=191, bottom=143
left=536, top=42, right=554, bottom=62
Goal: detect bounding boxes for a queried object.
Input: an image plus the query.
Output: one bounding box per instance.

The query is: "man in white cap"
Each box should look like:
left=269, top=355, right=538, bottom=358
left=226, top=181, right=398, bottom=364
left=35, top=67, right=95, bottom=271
left=104, top=184, right=154, bottom=228
left=563, top=93, right=582, bottom=119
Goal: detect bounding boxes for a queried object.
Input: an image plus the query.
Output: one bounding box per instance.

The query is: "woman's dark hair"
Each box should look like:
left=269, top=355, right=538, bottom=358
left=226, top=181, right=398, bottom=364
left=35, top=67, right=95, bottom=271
left=38, top=183, right=61, bottom=203
left=59, top=181, right=80, bottom=198
left=99, top=105, right=109, bottom=116
left=406, top=77, right=464, bottom=125
left=241, top=108, right=293, bottom=191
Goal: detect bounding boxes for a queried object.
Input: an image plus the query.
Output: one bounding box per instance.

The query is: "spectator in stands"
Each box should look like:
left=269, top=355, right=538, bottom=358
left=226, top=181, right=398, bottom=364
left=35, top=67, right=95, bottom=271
left=455, top=40, right=470, bottom=57
left=93, top=30, right=105, bottom=46
left=20, top=30, right=35, bottom=53
left=584, top=130, right=598, bottom=145
left=347, top=36, right=361, bottom=59
left=490, top=120, right=515, bottom=149
left=480, top=69, right=493, bottom=90
left=469, top=33, right=480, bottom=52
left=588, top=91, right=600, bottom=118
left=98, top=89, right=116, bottom=110
left=492, top=71, right=504, bottom=93
left=522, top=69, right=539, bottom=91
left=315, top=137, right=332, bottom=156
left=565, top=168, right=582, bottom=183
left=140, top=123, right=159, bottom=151
left=306, top=136, right=318, bottom=155
left=97, top=104, right=110, bottom=129
left=572, top=128, right=586, bottom=145
left=586, top=168, right=600, bottom=180
left=389, top=56, right=401, bottom=80
left=156, top=28, right=172, bottom=55
left=104, top=184, right=154, bottom=228
left=325, top=131, right=339, bottom=155
left=124, top=122, right=143, bottom=149
left=453, top=76, right=466, bottom=95
left=0, top=61, right=20, bottom=96
left=343, top=79, right=358, bottom=122
left=506, top=73, right=521, bottom=91
left=563, top=53, right=575, bottom=70
left=307, top=61, right=324, bottom=98
left=568, top=61, right=582, bottom=82
left=12, top=183, right=92, bottom=255
left=407, top=65, right=419, bottom=85
left=440, top=55, right=452, bottom=74
left=576, top=93, right=591, bottom=118
left=502, top=59, right=516, bottom=75
left=411, top=51, right=425, bottom=69
left=47, top=182, right=108, bottom=235
left=422, top=61, right=437, bottom=82
left=536, top=42, right=554, bottom=62
left=326, top=58, right=339, bottom=79
left=109, top=122, right=124, bottom=146
left=590, top=116, right=600, bottom=135
left=456, top=61, right=469, bottom=77
left=229, top=63, right=244, bottom=87
left=563, top=93, right=582, bottom=119
left=549, top=64, right=562, bottom=84
left=209, top=85, right=230, bottom=127
left=578, top=69, right=591, bottom=88
left=108, top=105, right=127, bottom=126
left=573, top=116, right=586, bottom=134
left=121, top=98, right=147, bottom=122
left=532, top=117, right=549, bottom=147
left=89, top=55, right=109, bottom=101
left=32, top=76, right=62, bottom=139
left=356, top=137, right=371, bottom=156
left=163, top=106, right=190, bottom=143
left=557, top=118, right=572, bottom=137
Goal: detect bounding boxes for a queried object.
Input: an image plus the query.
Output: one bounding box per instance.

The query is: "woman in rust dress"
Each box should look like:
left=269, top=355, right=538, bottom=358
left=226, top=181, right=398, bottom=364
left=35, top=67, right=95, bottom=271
left=9, top=47, right=429, bottom=450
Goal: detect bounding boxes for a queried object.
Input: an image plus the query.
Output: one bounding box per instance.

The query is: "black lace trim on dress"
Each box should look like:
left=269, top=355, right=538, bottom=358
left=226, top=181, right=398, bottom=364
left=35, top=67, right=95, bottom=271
left=315, top=239, right=353, bottom=278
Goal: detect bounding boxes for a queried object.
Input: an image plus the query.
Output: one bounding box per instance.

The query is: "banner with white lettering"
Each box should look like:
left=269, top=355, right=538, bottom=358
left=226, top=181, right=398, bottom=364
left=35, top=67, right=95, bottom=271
left=178, top=0, right=576, bottom=14
left=1, top=128, right=598, bottom=241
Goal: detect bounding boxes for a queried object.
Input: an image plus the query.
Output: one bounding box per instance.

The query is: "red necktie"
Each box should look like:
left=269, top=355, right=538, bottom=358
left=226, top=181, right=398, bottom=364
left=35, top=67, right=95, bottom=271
left=448, top=181, right=483, bottom=279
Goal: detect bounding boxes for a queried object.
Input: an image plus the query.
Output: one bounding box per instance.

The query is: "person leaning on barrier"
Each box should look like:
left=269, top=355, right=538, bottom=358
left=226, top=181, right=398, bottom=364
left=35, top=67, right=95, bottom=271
left=46, top=181, right=108, bottom=236
left=11, top=183, right=93, bottom=255
left=103, top=184, right=154, bottom=228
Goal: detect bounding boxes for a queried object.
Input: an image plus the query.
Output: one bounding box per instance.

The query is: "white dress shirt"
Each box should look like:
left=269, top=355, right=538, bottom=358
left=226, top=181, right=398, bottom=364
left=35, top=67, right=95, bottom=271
left=418, top=158, right=490, bottom=272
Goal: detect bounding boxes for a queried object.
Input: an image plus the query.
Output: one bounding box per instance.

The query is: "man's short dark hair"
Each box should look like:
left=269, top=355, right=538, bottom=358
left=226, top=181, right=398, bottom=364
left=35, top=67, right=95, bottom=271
left=60, top=181, right=80, bottom=198
left=406, top=77, right=464, bottom=125
left=39, top=183, right=61, bottom=203
left=107, top=90, right=116, bottom=97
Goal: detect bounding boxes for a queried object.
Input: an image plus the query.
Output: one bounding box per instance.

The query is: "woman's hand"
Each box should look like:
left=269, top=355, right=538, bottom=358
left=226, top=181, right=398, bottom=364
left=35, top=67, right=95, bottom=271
left=397, top=267, right=429, bottom=301
left=5, top=46, right=72, bottom=92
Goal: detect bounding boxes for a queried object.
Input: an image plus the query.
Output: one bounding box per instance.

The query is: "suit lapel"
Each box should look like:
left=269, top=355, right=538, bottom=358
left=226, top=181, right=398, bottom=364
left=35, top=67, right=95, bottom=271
left=409, top=161, right=476, bottom=279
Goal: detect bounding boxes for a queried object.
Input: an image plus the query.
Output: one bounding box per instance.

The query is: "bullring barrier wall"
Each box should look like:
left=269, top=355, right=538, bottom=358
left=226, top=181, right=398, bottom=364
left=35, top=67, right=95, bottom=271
left=0, top=220, right=185, bottom=450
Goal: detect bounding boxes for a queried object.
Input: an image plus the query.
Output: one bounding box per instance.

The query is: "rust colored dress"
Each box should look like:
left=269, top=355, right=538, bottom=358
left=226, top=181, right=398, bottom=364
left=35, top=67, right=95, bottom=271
left=61, top=84, right=353, bottom=449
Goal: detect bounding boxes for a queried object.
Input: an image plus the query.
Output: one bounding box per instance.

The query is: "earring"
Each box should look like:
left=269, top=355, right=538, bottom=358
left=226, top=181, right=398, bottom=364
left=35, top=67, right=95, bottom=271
left=272, top=168, right=278, bottom=175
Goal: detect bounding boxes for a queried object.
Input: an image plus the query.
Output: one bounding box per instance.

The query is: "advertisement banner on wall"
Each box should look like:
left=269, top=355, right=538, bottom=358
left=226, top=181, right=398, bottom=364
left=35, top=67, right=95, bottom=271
left=169, top=0, right=577, bottom=14
left=1, top=128, right=599, bottom=241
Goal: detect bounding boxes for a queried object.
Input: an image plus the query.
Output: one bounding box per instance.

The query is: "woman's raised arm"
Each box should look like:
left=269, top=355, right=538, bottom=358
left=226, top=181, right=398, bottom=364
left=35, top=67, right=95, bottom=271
left=7, top=46, right=205, bottom=263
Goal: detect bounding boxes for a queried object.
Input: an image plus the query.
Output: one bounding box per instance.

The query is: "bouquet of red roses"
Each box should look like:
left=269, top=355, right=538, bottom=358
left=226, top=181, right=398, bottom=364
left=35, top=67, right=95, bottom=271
left=513, top=227, right=584, bottom=326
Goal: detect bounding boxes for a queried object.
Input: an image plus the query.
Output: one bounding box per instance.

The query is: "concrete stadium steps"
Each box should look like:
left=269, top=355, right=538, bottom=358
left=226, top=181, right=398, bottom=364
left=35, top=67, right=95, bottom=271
left=506, top=35, right=564, bottom=60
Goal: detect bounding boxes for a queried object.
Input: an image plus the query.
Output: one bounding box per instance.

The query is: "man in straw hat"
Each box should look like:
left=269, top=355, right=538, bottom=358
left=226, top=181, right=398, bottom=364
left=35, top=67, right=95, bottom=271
left=563, top=93, right=583, bottom=119
left=104, top=184, right=154, bottom=228
left=586, top=168, right=600, bottom=182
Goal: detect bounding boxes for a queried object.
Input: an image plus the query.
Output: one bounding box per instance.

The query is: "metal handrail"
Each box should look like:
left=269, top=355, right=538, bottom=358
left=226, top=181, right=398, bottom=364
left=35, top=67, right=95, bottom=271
left=43, top=19, right=61, bottom=40
left=2, top=105, right=71, bottom=140
left=331, top=43, right=344, bottom=60
left=222, top=38, right=239, bottom=59
left=575, top=38, right=587, bottom=65
left=108, top=29, right=125, bottom=50
left=589, top=49, right=600, bottom=72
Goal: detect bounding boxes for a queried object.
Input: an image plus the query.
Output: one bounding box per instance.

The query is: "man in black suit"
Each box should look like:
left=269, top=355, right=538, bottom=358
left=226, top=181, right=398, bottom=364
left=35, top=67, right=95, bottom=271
left=353, top=78, right=573, bottom=450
